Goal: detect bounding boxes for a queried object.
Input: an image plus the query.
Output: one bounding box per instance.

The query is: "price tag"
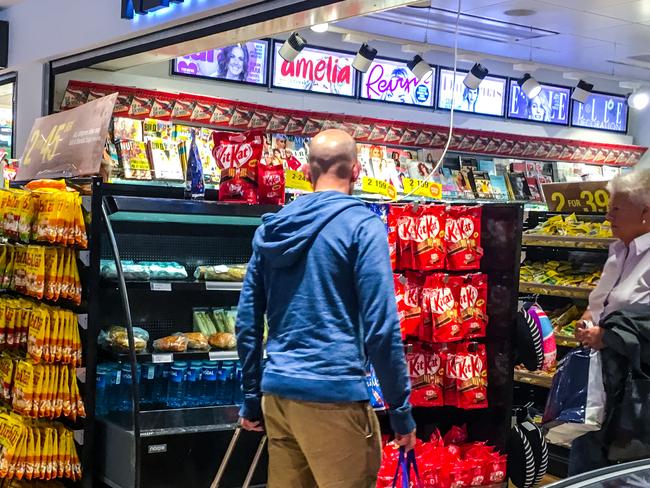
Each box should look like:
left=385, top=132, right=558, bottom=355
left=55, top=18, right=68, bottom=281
left=76, top=367, right=86, bottom=383
left=208, top=351, right=222, bottom=361
left=362, top=177, right=397, bottom=200
left=152, top=353, right=173, bottom=364
left=402, top=178, right=443, bottom=199
left=73, top=430, right=84, bottom=446
left=150, top=282, right=172, bottom=291
left=77, top=314, right=88, bottom=330
left=285, top=170, right=313, bottom=192
left=78, top=251, right=90, bottom=267
left=542, top=181, right=610, bottom=214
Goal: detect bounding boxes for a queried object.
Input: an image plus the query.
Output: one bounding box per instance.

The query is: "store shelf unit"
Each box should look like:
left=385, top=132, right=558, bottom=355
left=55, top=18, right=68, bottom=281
left=522, top=234, right=614, bottom=250
left=519, top=282, right=594, bottom=300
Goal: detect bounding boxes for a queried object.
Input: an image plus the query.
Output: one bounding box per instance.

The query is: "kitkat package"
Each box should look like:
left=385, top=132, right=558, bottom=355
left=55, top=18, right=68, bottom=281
left=446, top=206, right=484, bottom=270
left=258, top=162, right=285, bottom=205
left=406, top=345, right=445, bottom=407
left=456, top=342, right=488, bottom=410
left=397, top=204, right=446, bottom=271
left=394, top=272, right=424, bottom=340
left=212, top=130, right=264, bottom=203
left=422, top=273, right=462, bottom=343
left=459, top=274, right=488, bottom=339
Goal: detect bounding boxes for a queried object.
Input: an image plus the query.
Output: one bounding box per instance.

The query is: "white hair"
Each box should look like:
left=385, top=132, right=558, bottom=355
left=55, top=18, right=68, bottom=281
left=607, top=168, right=650, bottom=207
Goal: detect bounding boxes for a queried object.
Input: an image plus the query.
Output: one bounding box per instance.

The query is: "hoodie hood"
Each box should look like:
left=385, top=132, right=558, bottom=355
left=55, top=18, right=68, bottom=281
left=254, top=191, right=365, bottom=268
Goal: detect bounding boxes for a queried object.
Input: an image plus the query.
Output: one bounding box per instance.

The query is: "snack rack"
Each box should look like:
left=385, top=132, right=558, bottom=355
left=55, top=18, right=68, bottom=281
left=515, top=209, right=611, bottom=477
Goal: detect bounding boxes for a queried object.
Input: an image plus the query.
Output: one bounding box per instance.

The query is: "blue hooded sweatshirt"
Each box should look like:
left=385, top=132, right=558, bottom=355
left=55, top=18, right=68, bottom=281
left=236, top=191, right=415, bottom=435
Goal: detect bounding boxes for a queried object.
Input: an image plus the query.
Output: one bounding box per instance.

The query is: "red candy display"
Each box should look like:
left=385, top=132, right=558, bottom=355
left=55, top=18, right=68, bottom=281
left=406, top=345, right=445, bottom=408
left=212, top=130, right=264, bottom=204
left=459, top=274, right=488, bottom=339
left=397, top=204, right=446, bottom=271
left=455, top=343, right=488, bottom=410
left=395, top=273, right=425, bottom=340
left=258, top=162, right=285, bottom=205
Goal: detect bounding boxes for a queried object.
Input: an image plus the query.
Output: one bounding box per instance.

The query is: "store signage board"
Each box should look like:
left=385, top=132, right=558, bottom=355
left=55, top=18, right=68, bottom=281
left=17, top=93, right=117, bottom=181
left=360, top=58, right=435, bottom=106
left=571, top=92, right=628, bottom=133
left=272, top=43, right=357, bottom=97
left=172, top=40, right=269, bottom=86
left=437, top=68, right=506, bottom=117
left=507, top=80, right=570, bottom=125
left=541, top=181, right=610, bottom=213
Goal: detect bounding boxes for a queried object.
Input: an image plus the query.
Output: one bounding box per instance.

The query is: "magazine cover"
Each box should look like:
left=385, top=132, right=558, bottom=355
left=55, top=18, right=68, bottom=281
left=143, top=118, right=173, bottom=141
left=113, top=117, right=143, bottom=142
left=147, top=139, right=184, bottom=180
left=473, top=170, right=494, bottom=198
left=117, top=139, right=152, bottom=180
left=526, top=175, right=543, bottom=201
left=489, top=175, right=509, bottom=200
left=507, top=172, right=531, bottom=200
left=356, top=144, right=378, bottom=181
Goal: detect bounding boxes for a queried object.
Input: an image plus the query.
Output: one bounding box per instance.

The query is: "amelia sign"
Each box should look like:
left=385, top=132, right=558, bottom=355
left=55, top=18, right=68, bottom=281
left=272, top=42, right=357, bottom=97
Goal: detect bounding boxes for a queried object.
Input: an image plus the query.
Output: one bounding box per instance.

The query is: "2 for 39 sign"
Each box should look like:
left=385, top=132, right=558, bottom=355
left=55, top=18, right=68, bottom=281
left=541, top=181, right=610, bottom=214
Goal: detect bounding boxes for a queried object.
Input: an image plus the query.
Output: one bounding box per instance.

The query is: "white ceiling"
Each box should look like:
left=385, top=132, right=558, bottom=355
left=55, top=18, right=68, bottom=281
left=0, top=0, right=22, bottom=8
left=334, top=0, right=650, bottom=83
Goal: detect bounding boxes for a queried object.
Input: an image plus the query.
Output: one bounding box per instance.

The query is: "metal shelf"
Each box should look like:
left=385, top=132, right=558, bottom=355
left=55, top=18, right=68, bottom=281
left=522, top=234, right=614, bottom=250
left=101, top=279, right=243, bottom=292
left=514, top=370, right=554, bottom=389
left=519, top=282, right=593, bottom=299
left=103, top=349, right=239, bottom=364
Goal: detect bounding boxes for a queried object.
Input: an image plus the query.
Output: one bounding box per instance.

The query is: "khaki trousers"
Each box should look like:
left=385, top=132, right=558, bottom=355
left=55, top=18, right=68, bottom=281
left=262, top=394, right=382, bottom=488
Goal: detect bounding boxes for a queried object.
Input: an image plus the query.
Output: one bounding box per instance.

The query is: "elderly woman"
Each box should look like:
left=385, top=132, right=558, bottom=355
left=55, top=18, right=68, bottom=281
left=570, top=168, right=650, bottom=475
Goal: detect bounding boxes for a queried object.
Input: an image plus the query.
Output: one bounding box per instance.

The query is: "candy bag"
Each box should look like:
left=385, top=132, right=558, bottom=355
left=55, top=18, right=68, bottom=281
left=446, top=205, right=483, bottom=270
left=443, top=344, right=459, bottom=408
left=456, top=343, right=488, bottom=410
left=394, top=272, right=424, bottom=340
left=423, top=274, right=462, bottom=343
left=406, top=345, right=445, bottom=408
left=257, top=161, right=285, bottom=205
left=459, top=274, right=488, bottom=339
left=212, top=130, right=264, bottom=204
left=387, top=206, right=400, bottom=270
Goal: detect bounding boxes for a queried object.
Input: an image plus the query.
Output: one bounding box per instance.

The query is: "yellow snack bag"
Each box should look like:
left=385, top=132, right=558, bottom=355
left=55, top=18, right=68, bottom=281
left=25, top=245, right=45, bottom=300
left=53, top=368, right=63, bottom=419
left=70, top=255, right=82, bottom=306
left=2, top=190, right=24, bottom=240
left=71, top=314, right=82, bottom=367
left=4, top=301, right=17, bottom=350
left=0, top=298, right=7, bottom=346
left=2, top=244, right=14, bottom=290
left=32, top=190, right=59, bottom=244
left=0, top=246, right=8, bottom=288
left=75, top=194, right=88, bottom=249
left=60, top=312, right=70, bottom=366
left=10, top=245, right=27, bottom=295
left=53, top=248, right=64, bottom=303
left=50, top=309, right=60, bottom=364
left=18, top=300, right=32, bottom=351
left=70, top=369, right=84, bottom=420
left=24, top=424, right=35, bottom=481
left=43, top=248, right=58, bottom=302
left=27, top=309, right=46, bottom=364
left=70, top=430, right=81, bottom=481
left=13, top=420, right=27, bottom=480
left=45, top=366, right=56, bottom=419
left=12, top=361, right=34, bottom=416
left=0, top=355, right=13, bottom=402
left=17, top=192, right=36, bottom=244
left=42, top=310, right=52, bottom=365
left=42, top=426, right=51, bottom=480
left=31, top=364, right=44, bottom=418
left=60, top=249, right=71, bottom=302
left=61, top=366, right=71, bottom=420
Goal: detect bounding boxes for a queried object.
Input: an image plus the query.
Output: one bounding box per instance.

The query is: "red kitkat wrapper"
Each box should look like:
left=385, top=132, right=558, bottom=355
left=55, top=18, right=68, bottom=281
left=212, top=130, right=263, bottom=204
left=406, top=345, right=445, bottom=407
left=459, top=274, right=488, bottom=339
left=258, top=162, right=285, bottom=205
left=394, top=273, right=424, bottom=340
left=423, top=274, right=462, bottom=343
left=397, top=204, right=446, bottom=272
left=456, top=343, right=488, bottom=410
left=443, top=344, right=458, bottom=407
left=387, top=207, right=400, bottom=270
left=445, top=206, right=483, bottom=270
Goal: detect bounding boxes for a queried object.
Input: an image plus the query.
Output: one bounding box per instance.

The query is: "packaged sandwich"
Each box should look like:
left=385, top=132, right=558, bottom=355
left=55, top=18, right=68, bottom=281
left=153, top=335, right=188, bottom=353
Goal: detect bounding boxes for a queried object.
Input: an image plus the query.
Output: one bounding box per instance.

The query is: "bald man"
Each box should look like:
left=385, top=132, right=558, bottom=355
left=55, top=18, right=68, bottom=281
left=236, top=129, right=416, bottom=488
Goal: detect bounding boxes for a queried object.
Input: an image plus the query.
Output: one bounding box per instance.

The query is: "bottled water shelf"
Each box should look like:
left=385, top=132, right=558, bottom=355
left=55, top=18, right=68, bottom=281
left=104, top=349, right=240, bottom=363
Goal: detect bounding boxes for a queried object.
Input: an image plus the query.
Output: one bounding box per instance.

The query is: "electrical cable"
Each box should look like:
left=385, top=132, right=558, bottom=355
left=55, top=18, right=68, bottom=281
left=101, top=201, right=142, bottom=488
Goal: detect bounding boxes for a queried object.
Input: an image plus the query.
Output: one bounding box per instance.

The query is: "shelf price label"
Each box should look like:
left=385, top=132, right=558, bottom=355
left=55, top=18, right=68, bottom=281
left=362, top=177, right=397, bottom=200
left=152, top=353, right=173, bottom=364
left=150, top=282, right=172, bottom=292
left=285, top=170, right=313, bottom=192
left=541, top=181, right=610, bottom=214
left=402, top=178, right=443, bottom=199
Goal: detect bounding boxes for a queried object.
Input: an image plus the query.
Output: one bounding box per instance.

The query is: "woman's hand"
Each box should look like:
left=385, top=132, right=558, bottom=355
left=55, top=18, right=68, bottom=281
left=575, top=324, right=606, bottom=350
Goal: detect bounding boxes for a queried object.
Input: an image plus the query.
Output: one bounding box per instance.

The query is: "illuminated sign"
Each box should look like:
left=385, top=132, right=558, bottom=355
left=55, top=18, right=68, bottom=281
left=272, top=42, right=357, bottom=97
left=360, top=58, right=435, bottom=107
left=571, top=92, right=628, bottom=133
left=121, top=0, right=184, bottom=19
left=508, top=80, right=570, bottom=125
left=437, top=68, right=506, bottom=117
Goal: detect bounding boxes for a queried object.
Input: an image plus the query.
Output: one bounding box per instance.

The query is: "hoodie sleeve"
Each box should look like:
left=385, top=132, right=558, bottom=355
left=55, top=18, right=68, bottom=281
left=354, top=216, right=416, bottom=436
left=236, top=242, right=267, bottom=421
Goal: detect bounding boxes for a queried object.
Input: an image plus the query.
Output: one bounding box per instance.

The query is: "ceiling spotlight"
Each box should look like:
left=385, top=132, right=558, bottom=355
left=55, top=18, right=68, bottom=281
left=463, top=63, right=488, bottom=90
left=279, top=32, right=307, bottom=62
left=352, top=43, right=377, bottom=73
left=311, top=23, right=329, bottom=33
left=571, top=79, right=594, bottom=104
left=518, top=73, right=542, bottom=99
left=628, top=91, right=650, bottom=110
left=407, top=55, right=432, bottom=82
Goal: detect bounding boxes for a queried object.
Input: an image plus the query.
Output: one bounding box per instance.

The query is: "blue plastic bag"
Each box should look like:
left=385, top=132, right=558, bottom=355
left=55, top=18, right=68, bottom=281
left=542, top=347, right=605, bottom=445
left=392, top=448, right=422, bottom=488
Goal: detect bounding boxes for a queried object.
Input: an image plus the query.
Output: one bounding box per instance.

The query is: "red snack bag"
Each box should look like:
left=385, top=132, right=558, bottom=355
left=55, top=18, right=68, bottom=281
left=443, top=344, right=458, bottom=407
left=459, top=274, right=488, bottom=339
left=406, top=345, right=445, bottom=407
left=444, top=424, right=468, bottom=445
left=258, top=162, right=285, bottom=205
left=487, top=453, right=507, bottom=484
left=394, top=274, right=421, bottom=340
left=398, top=204, right=446, bottom=272
left=445, top=206, right=484, bottom=270
left=212, top=130, right=263, bottom=204
left=426, top=274, right=462, bottom=343
left=456, top=343, right=488, bottom=410
left=396, top=207, right=416, bottom=270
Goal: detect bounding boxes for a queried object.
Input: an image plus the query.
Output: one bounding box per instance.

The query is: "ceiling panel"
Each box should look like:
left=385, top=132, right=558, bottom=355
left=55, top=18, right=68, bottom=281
left=526, top=33, right=612, bottom=51
left=588, top=0, right=650, bottom=23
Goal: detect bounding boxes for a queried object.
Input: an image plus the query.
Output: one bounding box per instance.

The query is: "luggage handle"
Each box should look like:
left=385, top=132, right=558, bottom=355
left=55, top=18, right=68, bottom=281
left=210, top=427, right=268, bottom=488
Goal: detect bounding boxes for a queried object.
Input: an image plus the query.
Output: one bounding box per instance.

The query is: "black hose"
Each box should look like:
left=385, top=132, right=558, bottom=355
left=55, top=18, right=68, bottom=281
left=101, top=200, right=141, bottom=488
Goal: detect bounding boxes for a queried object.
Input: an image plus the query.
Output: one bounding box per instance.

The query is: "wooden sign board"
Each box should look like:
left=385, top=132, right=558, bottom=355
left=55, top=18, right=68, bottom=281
left=541, top=181, right=610, bottom=214
left=16, top=93, right=117, bottom=181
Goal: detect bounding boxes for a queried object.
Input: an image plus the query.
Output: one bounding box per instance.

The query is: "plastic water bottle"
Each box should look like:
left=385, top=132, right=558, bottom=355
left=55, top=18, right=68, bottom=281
left=234, top=364, right=244, bottom=406
left=153, top=364, right=170, bottom=407
left=216, top=362, right=230, bottom=405
left=118, top=363, right=140, bottom=412
left=106, top=363, right=121, bottom=413
left=140, top=363, right=156, bottom=408
left=186, top=361, right=203, bottom=407
left=201, top=361, right=218, bottom=407
left=95, top=365, right=108, bottom=417
left=167, top=361, right=187, bottom=409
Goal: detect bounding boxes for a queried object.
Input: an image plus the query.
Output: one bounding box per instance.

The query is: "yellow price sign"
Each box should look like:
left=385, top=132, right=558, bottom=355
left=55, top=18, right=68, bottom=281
left=402, top=178, right=443, bottom=199
left=362, top=177, right=397, bottom=200
left=285, top=170, right=313, bottom=192
left=542, top=181, right=609, bottom=214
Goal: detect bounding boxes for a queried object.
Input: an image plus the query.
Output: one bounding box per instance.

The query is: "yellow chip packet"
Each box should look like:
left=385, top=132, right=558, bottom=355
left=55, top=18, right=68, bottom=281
left=27, top=309, right=46, bottom=364
left=32, top=364, right=44, bottom=419
left=50, top=309, right=60, bottom=364
left=43, top=249, right=58, bottom=302
left=0, top=355, right=13, bottom=402
left=24, top=423, right=35, bottom=480
left=61, top=366, right=71, bottom=420
left=2, top=245, right=14, bottom=290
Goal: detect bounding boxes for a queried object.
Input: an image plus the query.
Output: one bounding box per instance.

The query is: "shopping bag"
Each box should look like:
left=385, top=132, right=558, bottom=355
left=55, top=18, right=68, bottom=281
left=607, top=370, right=650, bottom=462
left=392, top=448, right=423, bottom=488
left=542, top=347, right=605, bottom=446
